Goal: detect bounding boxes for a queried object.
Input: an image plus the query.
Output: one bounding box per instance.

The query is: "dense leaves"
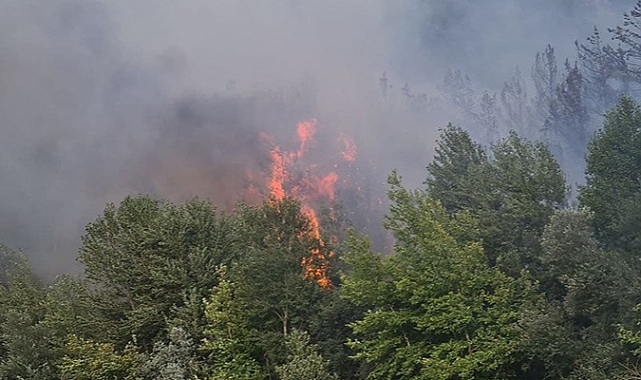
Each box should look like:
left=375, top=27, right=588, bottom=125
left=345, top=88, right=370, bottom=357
left=341, top=173, right=536, bottom=380
left=426, top=124, right=566, bottom=277
left=580, top=96, right=641, bottom=254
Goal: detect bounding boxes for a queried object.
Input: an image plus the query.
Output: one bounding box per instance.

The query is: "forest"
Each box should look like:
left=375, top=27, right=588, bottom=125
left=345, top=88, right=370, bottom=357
left=1, top=96, right=641, bottom=379
left=6, top=1, right=641, bottom=380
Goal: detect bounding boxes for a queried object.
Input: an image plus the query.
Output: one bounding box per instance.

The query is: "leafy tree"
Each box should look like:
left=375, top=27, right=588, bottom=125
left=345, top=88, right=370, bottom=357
left=479, top=91, right=500, bottom=143
left=425, top=124, right=488, bottom=214
left=58, top=335, right=144, bottom=380
left=341, top=173, right=536, bottom=380
left=483, top=133, right=567, bottom=275
left=0, top=244, right=32, bottom=286
left=77, top=196, right=243, bottom=346
left=532, top=45, right=559, bottom=126
left=275, top=329, right=337, bottom=380
left=520, top=209, right=636, bottom=380
left=542, top=60, right=590, bottom=168
left=227, top=199, right=329, bottom=372
left=199, top=268, right=264, bottom=380
left=0, top=245, right=58, bottom=380
left=610, top=1, right=641, bottom=87
left=439, top=68, right=476, bottom=117
left=137, top=327, right=198, bottom=380
left=427, top=127, right=566, bottom=276
left=308, top=290, right=364, bottom=380
left=579, top=96, right=641, bottom=253
left=617, top=303, right=641, bottom=380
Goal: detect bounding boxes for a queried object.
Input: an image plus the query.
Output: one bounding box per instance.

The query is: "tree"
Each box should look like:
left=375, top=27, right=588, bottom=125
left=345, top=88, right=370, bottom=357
left=439, top=69, right=476, bottom=115
left=340, top=173, right=535, bottom=380
left=275, top=329, right=337, bottom=380
left=137, top=327, right=199, bottom=380
left=501, top=67, right=535, bottom=139
left=576, top=27, right=625, bottom=116
left=482, top=133, right=567, bottom=276
left=439, top=69, right=479, bottom=130
left=532, top=45, right=559, bottom=125
left=425, top=124, right=488, bottom=214
left=227, top=198, right=329, bottom=372
left=308, top=290, right=364, bottom=380
left=199, top=268, right=264, bottom=380
left=77, top=196, right=244, bottom=346
left=609, top=2, right=641, bottom=87
left=538, top=60, right=590, bottom=185
left=0, top=245, right=58, bottom=380
left=520, top=209, right=637, bottom=380
left=426, top=127, right=567, bottom=276
left=58, top=335, right=144, bottom=380
left=579, top=96, right=641, bottom=254
left=479, top=91, right=501, bottom=143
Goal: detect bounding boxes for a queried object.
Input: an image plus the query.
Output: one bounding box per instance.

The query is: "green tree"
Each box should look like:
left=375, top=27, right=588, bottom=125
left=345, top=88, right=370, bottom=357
left=0, top=245, right=58, bottom=380
left=520, top=209, right=636, bottom=380
left=426, top=124, right=488, bottom=214
left=78, top=196, right=243, bottom=346
left=59, top=335, right=144, bottom=380
left=137, top=327, right=199, bottom=380
left=579, top=96, right=641, bottom=254
left=577, top=27, right=625, bottom=116
left=483, top=132, right=567, bottom=275
left=308, top=291, right=364, bottom=380
left=427, top=126, right=567, bottom=277
left=275, top=329, right=337, bottom=380
left=341, top=173, right=535, bottom=380
left=200, top=268, right=264, bottom=380
left=220, top=198, right=330, bottom=374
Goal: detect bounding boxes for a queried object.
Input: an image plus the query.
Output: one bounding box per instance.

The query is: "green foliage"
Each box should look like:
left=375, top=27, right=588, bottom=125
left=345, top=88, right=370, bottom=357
left=228, top=199, right=328, bottom=369
left=486, top=132, right=567, bottom=274
left=0, top=244, right=33, bottom=286
left=200, top=268, right=264, bottom=380
left=308, top=290, right=364, bottom=380
left=0, top=245, right=58, bottom=380
left=276, top=329, right=337, bottom=380
left=137, top=327, right=198, bottom=380
left=520, top=209, right=636, bottom=379
left=78, top=196, right=243, bottom=346
left=59, top=335, right=144, bottom=380
left=427, top=126, right=567, bottom=277
left=426, top=124, right=488, bottom=214
left=72, top=196, right=333, bottom=378
left=580, top=96, right=641, bottom=253
left=6, top=94, right=641, bottom=380
left=341, top=174, right=535, bottom=380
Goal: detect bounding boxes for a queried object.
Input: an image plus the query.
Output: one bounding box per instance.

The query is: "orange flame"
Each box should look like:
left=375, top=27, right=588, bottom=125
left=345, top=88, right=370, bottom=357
left=268, top=146, right=286, bottom=201
left=296, top=119, right=317, bottom=159
left=262, top=120, right=347, bottom=289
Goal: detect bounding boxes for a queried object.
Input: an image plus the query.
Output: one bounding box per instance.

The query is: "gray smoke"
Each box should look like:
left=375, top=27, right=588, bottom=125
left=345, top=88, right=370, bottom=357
left=0, top=0, right=630, bottom=276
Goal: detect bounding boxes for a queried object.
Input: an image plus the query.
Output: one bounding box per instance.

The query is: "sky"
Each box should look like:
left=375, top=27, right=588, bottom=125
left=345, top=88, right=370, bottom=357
left=0, top=0, right=634, bottom=275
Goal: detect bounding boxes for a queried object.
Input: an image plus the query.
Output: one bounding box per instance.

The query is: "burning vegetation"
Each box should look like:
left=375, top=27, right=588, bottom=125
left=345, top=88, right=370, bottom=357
left=258, top=119, right=357, bottom=288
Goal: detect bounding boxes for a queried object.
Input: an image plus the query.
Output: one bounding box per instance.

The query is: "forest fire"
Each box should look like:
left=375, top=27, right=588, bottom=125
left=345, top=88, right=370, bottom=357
left=260, top=119, right=355, bottom=288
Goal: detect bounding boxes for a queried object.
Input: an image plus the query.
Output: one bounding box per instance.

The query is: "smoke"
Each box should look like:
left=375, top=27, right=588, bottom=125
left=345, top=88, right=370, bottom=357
left=385, top=0, right=627, bottom=87
left=0, top=0, right=632, bottom=275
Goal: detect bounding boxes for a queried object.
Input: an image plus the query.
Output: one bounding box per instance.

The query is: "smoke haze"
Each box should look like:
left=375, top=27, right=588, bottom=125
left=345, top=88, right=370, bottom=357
left=0, top=0, right=633, bottom=275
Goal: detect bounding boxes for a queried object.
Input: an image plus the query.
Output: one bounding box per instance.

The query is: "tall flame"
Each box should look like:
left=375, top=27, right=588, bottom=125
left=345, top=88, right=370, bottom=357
left=268, top=146, right=286, bottom=201
left=260, top=120, right=355, bottom=289
left=296, top=120, right=317, bottom=159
